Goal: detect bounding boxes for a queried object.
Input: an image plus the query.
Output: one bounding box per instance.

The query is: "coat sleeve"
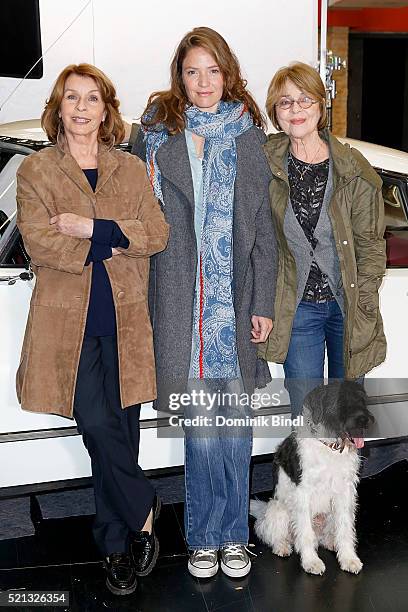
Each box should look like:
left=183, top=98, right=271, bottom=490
left=351, top=179, right=386, bottom=310
left=115, top=170, right=169, bottom=258
left=250, top=194, right=278, bottom=319
left=16, top=170, right=90, bottom=275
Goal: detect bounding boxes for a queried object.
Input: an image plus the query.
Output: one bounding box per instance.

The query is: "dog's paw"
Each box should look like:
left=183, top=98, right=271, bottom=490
left=339, top=555, right=363, bottom=574
left=302, top=556, right=326, bottom=575
left=273, top=542, right=292, bottom=557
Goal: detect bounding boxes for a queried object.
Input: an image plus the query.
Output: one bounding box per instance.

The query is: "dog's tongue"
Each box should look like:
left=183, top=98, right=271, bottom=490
left=352, top=437, right=365, bottom=449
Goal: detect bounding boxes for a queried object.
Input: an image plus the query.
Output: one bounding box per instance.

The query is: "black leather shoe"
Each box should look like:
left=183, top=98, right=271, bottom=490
left=131, top=530, right=159, bottom=576
left=104, top=552, right=137, bottom=596
left=131, top=495, right=161, bottom=576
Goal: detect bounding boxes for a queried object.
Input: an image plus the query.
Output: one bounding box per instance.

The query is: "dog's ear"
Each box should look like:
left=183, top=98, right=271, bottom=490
left=341, top=380, right=368, bottom=403
left=338, top=381, right=375, bottom=433
left=275, top=433, right=302, bottom=485
left=353, top=384, right=369, bottom=402
left=338, top=381, right=366, bottom=416
left=303, top=386, right=325, bottom=427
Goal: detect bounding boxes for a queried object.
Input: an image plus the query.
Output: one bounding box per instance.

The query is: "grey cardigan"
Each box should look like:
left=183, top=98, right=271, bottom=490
left=283, top=158, right=344, bottom=313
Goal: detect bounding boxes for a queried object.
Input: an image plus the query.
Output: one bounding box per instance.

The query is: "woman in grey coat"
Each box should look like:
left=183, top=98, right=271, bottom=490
left=133, top=26, right=277, bottom=579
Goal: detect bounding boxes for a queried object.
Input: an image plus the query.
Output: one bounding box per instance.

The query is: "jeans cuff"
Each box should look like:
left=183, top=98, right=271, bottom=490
left=189, top=545, right=220, bottom=551
left=220, top=541, right=248, bottom=547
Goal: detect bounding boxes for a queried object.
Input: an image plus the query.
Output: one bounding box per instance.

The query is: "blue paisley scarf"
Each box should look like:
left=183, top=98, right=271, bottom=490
left=143, top=101, right=253, bottom=379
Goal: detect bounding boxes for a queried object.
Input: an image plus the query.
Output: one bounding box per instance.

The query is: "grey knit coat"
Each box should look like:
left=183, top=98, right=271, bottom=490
left=133, top=126, right=278, bottom=413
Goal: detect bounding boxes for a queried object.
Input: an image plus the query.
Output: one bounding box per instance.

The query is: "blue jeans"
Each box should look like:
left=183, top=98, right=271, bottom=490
left=284, top=299, right=345, bottom=417
left=183, top=380, right=253, bottom=550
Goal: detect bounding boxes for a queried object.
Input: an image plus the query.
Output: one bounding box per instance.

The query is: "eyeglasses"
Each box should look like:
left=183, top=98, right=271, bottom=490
left=275, top=95, right=318, bottom=110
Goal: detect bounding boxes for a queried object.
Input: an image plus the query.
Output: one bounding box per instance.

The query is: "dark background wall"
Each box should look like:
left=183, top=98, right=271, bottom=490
left=326, top=6, right=408, bottom=151
left=348, top=34, right=408, bottom=152
left=0, top=0, right=42, bottom=79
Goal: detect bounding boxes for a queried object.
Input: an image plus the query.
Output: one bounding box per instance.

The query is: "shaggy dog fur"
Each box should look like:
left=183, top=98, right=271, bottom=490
left=250, top=381, right=374, bottom=575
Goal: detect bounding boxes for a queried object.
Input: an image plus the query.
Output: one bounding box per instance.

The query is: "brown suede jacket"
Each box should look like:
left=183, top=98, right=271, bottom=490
left=16, top=144, right=169, bottom=417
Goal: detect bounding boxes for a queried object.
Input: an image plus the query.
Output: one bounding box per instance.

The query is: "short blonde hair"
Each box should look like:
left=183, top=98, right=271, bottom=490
left=265, top=62, right=327, bottom=131
left=41, top=63, right=125, bottom=145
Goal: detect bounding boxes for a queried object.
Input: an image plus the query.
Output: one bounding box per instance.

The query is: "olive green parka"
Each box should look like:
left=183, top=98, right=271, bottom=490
left=258, top=129, right=387, bottom=379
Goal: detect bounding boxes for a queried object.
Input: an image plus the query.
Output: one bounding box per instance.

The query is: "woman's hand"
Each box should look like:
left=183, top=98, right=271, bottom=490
left=251, top=315, right=273, bottom=343
left=49, top=213, right=93, bottom=239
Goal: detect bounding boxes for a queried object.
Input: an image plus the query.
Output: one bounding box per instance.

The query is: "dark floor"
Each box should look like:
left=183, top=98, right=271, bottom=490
left=0, top=461, right=407, bottom=612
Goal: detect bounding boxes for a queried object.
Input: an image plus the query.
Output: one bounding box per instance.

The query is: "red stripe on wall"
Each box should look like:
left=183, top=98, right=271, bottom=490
left=327, top=7, right=408, bottom=32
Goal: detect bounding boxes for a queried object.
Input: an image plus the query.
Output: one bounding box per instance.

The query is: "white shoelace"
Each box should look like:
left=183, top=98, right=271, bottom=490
left=192, top=549, right=217, bottom=560
left=223, top=544, right=257, bottom=558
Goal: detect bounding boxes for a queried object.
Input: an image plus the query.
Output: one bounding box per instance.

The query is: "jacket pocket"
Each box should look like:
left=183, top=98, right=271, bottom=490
left=357, top=287, right=379, bottom=313
left=350, top=297, right=380, bottom=356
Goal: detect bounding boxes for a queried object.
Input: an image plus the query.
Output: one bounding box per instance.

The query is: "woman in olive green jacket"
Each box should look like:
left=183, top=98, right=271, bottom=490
left=258, top=62, right=386, bottom=415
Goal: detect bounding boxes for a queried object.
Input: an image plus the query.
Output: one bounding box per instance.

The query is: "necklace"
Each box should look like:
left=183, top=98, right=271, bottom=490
left=290, top=141, right=322, bottom=181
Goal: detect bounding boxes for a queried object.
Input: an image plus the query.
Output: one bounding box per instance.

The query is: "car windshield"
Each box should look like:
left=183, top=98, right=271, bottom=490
left=0, top=153, right=25, bottom=249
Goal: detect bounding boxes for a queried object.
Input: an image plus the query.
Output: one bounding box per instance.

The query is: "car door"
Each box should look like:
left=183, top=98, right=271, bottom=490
left=364, top=168, right=408, bottom=439
left=0, top=144, right=96, bottom=488
left=0, top=142, right=187, bottom=490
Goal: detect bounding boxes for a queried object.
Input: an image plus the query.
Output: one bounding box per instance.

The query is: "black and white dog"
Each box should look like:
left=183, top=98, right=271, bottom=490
left=250, top=381, right=374, bottom=575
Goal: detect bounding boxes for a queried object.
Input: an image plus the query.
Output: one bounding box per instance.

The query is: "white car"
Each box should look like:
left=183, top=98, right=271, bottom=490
left=1, top=121, right=407, bottom=492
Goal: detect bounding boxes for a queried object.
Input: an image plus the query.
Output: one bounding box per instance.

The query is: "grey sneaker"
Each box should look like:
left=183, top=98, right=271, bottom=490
left=188, top=549, right=219, bottom=578
left=220, top=544, right=251, bottom=578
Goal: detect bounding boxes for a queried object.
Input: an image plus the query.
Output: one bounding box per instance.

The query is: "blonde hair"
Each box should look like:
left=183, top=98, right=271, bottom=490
left=141, top=26, right=265, bottom=134
left=41, top=63, right=125, bottom=145
left=265, top=62, right=327, bottom=131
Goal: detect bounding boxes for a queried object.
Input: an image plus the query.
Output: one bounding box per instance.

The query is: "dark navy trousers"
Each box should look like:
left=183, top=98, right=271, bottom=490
left=73, top=335, right=154, bottom=556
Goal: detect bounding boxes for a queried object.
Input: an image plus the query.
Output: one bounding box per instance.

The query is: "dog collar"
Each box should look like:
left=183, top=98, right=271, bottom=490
left=319, top=438, right=355, bottom=453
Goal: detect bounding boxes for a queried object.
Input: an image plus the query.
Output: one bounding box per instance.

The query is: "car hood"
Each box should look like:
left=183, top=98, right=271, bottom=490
left=337, top=136, right=408, bottom=175
left=1, top=120, right=407, bottom=174
left=0, top=116, right=135, bottom=144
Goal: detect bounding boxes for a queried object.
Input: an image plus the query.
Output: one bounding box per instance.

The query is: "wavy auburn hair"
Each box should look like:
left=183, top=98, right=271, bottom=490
left=265, top=62, right=328, bottom=132
left=41, top=63, right=125, bottom=145
left=141, top=26, right=265, bottom=133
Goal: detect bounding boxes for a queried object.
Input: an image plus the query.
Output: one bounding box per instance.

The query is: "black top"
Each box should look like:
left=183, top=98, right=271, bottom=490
left=288, top=153, right=334, bottom=303
left=83, top=168, right=130, bottom=336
